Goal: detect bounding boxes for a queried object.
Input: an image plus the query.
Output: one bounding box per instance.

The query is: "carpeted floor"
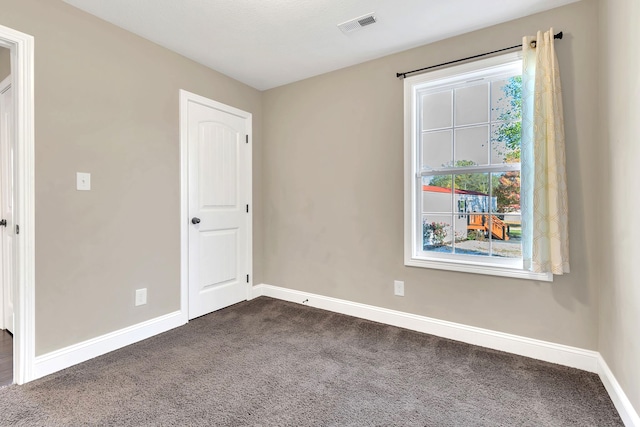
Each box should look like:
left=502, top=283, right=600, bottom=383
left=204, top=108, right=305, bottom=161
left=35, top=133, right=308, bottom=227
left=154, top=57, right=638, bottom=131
left=0, top=297, right=623, bottom=426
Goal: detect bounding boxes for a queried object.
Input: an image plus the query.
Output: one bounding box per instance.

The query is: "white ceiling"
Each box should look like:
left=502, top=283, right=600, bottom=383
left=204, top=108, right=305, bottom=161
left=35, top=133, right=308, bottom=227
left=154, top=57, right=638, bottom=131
left=62, top=0, right=579, bottom=91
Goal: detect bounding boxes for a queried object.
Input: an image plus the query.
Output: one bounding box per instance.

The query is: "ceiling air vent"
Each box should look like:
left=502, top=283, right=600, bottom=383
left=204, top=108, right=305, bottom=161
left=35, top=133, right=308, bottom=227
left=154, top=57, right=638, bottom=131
left=338, top=13, right=377, bottom=34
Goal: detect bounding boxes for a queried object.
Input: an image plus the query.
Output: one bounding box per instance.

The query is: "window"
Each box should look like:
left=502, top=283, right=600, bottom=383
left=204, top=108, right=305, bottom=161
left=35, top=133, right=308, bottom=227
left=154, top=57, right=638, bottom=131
left=404, top=53, right=551, bottom=281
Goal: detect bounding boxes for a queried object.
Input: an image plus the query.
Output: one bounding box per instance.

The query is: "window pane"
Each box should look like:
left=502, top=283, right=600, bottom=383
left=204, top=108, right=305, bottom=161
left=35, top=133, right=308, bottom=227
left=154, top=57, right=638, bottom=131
left=454, top=215, right=491, bottom=256
left=491, top=123, right=521, bottom=164
left=422, top=215, right=453, bottom=253
left=422, top=176, right=453, bottom=213
left=455, top=83, right=488, bottom=126
left=422, top=130, right=452, bottom=169
left=422, top=90, right=452, bottom=130
left=490, top=214, right=522, bottom=259
left=491, top=76, right=522, bottom=122
left=455, top=125, right=489, bottom=166
left=452, top=173, right=491, bottom=213
left=492, top=171, right=521, bottom=213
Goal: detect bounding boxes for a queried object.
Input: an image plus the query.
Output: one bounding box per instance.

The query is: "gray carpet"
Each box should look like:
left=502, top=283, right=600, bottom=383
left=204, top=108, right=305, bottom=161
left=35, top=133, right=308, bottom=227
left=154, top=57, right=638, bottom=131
left=0, top=297, right=623, bottom=426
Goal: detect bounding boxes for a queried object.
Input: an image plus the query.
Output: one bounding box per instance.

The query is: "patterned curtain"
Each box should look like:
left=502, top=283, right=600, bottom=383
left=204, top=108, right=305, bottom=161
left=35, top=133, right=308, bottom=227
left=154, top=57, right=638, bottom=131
left=521, top=28, right=570, bottom=275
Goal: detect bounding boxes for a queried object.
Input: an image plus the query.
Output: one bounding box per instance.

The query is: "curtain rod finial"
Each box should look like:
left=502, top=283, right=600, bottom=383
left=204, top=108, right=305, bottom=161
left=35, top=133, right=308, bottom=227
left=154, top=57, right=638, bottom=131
left=555, top=31, right=563, bottom=40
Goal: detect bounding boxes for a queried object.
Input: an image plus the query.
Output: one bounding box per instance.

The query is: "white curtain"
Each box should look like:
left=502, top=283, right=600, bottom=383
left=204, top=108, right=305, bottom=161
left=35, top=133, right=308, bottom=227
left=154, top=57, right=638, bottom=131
left=521, top=28, right=570, bottom=275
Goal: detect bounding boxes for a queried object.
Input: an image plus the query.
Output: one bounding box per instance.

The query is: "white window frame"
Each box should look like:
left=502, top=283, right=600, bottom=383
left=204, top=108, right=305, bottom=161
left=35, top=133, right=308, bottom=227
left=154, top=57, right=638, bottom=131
left=403, top=52, right=552, bottom=281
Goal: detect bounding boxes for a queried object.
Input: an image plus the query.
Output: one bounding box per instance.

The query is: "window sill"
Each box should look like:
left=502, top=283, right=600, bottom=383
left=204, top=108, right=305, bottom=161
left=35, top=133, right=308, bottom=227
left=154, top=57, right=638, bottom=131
left=405, top=257, right=553, bottom=282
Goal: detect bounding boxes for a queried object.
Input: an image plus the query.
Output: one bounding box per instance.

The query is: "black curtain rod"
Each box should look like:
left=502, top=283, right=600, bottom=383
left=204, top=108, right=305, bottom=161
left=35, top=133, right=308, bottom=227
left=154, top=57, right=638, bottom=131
left=396, top=31, right=563, bottom=79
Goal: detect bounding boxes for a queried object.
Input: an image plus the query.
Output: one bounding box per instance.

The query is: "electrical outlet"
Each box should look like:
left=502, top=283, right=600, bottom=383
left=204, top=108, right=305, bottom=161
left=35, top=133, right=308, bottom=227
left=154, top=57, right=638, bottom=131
left=394, top=280, right=404, bottom=296
left=135, top=288, right=147, bottom=306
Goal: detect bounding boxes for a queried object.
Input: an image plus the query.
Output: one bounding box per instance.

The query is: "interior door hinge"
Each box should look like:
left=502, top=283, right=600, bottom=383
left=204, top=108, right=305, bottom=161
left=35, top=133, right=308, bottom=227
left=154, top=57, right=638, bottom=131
left=15, top=224, right=19, bottom=235
left=246, top=204, right=249, bottom=213
left=245, top=135, right=249, bottom=144
left=246, top=274, right=250, bottom=283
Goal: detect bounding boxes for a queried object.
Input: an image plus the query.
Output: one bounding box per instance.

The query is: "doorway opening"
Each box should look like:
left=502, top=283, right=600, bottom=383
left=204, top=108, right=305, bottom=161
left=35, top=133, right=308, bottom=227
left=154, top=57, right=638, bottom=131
left=0, top=50, right=13, bottom=386
left=0, top=24, right=35, bottom=385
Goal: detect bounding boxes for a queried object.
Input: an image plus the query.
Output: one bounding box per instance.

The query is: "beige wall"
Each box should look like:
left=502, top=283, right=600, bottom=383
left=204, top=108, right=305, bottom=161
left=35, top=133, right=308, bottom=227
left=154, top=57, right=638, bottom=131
left=0, top=47, right=9, bottom=81
left=598, top=0, right=640, bottom=415
left=2, top=1, right=637, bottom=411
left=263, top=0, right=600, bottom=349
left=0, top=0, right=263, bottom=355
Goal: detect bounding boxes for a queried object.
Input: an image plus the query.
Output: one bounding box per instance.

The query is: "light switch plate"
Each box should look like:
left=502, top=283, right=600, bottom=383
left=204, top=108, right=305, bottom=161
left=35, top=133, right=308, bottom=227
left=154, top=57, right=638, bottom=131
left=77, top=172, right=91, bottom=191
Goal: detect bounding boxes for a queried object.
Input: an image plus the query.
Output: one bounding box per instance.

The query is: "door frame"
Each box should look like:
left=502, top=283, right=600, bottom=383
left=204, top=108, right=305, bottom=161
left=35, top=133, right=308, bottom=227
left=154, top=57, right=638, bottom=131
left=0, top=24, right=35, bottom=385
left=179, top=90, right=252, bottom=321
left=0, top=76, right=4, bottom=332
left=0, top=74, right=13, bottom=333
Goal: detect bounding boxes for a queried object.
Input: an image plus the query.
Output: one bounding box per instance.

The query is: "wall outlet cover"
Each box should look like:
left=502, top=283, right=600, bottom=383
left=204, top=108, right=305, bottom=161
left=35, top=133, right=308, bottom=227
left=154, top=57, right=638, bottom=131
left=135, top=288, right=147, bottom=306
left=394, top=280, right=404, bottom=296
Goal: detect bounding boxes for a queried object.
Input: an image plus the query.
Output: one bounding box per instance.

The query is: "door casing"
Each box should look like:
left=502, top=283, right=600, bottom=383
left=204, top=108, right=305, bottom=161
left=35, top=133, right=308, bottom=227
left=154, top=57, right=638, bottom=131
left=179, top=90, right=253, bottom=321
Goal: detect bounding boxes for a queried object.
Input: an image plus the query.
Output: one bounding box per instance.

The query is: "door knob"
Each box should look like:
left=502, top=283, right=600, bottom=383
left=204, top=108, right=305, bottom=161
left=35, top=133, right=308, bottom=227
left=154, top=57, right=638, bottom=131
left=0, top=219, right=6, bottom=227
left=191, top=217, right=201, bottom=224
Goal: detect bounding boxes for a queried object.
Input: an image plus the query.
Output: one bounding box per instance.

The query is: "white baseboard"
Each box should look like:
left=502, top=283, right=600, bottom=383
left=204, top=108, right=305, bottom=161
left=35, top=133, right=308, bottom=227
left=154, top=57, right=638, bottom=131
left=28, top=284, right=638, bottom=427
left=33, top=311, right=186, bottom=381
left=251, top=284, right=598, bottom=372
left=598, top=354, right=640, bottom=427
left=252, top=283, right=640, bottom=426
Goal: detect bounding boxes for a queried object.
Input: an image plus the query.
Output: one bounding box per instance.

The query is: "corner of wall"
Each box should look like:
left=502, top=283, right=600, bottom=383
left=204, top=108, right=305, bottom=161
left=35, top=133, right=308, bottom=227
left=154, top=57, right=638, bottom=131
left=595, top=0, right=640, bottom=421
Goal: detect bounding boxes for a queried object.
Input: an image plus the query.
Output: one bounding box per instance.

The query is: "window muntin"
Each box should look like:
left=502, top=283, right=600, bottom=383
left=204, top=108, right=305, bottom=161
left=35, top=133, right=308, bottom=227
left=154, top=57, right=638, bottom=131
left=406, top=54, right=532, bottom=274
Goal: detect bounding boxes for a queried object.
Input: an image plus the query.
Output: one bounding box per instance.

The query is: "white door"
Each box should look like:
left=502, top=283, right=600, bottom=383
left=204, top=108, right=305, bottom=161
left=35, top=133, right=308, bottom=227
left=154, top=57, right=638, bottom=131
left=185, top=93, right=251, bottom=320
left=0, top=76, right=14, bottom=333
